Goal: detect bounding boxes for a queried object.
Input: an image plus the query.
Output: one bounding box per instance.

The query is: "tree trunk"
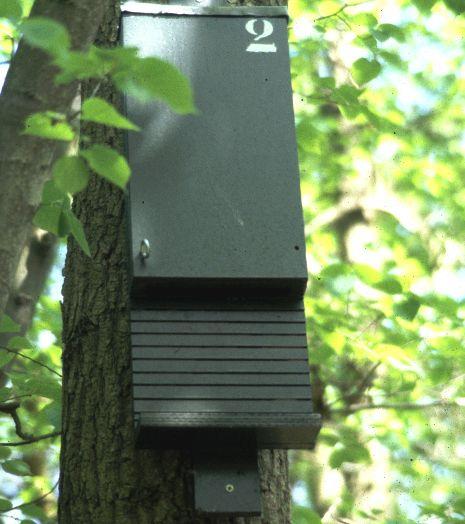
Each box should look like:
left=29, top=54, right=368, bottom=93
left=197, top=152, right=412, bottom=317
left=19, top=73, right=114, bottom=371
left=0, top=0, right=109, bottom=319
left=59, top=1, right=290, bottom=522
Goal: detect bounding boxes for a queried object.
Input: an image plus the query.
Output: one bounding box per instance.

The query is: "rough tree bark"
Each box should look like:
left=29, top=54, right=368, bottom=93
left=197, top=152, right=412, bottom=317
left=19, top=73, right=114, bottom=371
left=0, top=0, right=110, bottom=319
left=59, top=0, right=291, bottom=523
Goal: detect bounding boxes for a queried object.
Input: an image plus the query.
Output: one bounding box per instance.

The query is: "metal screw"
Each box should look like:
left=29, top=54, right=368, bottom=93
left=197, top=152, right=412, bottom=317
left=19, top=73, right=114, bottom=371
left=225, top=484, right=234, bottom=493
left=139, top=239, right=150, bottom=260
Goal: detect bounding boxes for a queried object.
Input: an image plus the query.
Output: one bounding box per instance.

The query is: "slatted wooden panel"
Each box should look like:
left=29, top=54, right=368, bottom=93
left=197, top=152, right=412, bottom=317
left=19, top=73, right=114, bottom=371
left=131, top=305, right=313, bottom=420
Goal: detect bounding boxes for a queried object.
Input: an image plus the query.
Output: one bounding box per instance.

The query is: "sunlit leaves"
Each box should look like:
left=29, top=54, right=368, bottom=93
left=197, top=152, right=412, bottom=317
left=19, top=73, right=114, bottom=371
left=351, top=58, right=381, bottom=85
left=292, top=506, right=322, bottom=524
left=0, top=314, right=20, bottom=333
left=0, top=0, right=22, bottom=21
left=52, top=156, right=90, bottom=195
left=2, top=459, right=32, bottom=476
left=0, top=448, right=12, bottom=461
left=33, top=204, right=63, bottom=236
left=394, top=294, right=421, bottom=321
left=373, top=23, right=406, bottom=43
left=81, top=145, right=131, bottom=189
left=113, top=56, right=196, bottom=114
left=33, top=180, right=91, bottom=256
left=444, top=0, right=465, bottom=14
left=81, top=97, right=140, bottom=130
left=0, top=498, right=13, bottom=511
left=20, top=17, right=69, bottom=56
left=62, top=209, right=91, bottom=256
left=329, top=443, right=371, bottom=468
left=23, top=112, right=74, bottom=141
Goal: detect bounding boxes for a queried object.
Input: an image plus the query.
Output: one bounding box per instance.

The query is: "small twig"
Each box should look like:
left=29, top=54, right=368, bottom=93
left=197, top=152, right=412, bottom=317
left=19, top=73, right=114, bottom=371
left=1, top=481, right=59, bottom=513
left=331, top=399, right=460, bottom=414
left=0, top=430, right=61, bottom=447
left=0, top=401, right=32, bottom=439
left=0, top=345, right=62, bottom=377
left=315, top=0, right=374, bottom=22
left=0, top=401, right=60, bottom=445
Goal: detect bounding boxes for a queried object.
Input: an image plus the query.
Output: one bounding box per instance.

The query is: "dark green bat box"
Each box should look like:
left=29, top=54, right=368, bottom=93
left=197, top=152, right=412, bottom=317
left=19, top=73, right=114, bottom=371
left=122, top=2, right=321, bottom=516
left=122, top=2, right=307, bottom=300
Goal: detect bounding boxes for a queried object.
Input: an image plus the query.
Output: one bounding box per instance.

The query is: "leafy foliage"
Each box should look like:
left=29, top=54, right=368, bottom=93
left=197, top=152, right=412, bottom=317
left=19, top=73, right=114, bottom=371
left=1, top=0, right=465, bottom=522
left=289, top=0, right=465, bottom=522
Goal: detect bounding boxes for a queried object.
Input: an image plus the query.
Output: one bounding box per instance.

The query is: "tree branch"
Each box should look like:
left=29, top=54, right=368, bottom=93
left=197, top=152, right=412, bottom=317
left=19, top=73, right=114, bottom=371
left=0, top=400, right=60, bottom=445
left=1, top=481, right=58, bottom=513
left=0, top=430, right=61, bottom=447
left=315, top=1, right=374, bottom=22
left=0, top=345, right=62, bottom=377
left=331, top=399, right=460, bottom=414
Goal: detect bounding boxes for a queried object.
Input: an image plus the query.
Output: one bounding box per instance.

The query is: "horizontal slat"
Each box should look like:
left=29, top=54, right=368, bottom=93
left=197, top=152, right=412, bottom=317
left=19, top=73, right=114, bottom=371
left=132, top=359, right=307, bottom=373
left=131, top=333, right=307, bottom=347
left=131, top=321, right=305, bottom=335
left=133, top=372, right=310, bottom=386
left=131, top=309, right=305, bottom=323
left=134, top=399, right=312, bottom=413
left=133, top=385, right=311, bottom=400
left=132, top=347, right=308, bottom=360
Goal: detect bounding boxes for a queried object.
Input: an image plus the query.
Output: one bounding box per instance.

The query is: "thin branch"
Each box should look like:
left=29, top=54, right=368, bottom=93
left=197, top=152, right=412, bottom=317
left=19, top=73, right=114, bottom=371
left=1, top=481, right=59, bottom=513
left=0, top=430, right=61, bottom=447
left=331, top=399, right=460, bottom=414
left=0, top=401, right=32, bottom=439
left=0, top=401, right=60, bottom=445
left=0, top=345, right=62, bottom=377
left=315, top=1, right=374, bottom=22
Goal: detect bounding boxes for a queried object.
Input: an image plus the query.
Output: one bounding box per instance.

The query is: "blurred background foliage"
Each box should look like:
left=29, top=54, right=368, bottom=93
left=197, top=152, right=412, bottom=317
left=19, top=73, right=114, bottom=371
left=1, top=0, right=465, bottom=522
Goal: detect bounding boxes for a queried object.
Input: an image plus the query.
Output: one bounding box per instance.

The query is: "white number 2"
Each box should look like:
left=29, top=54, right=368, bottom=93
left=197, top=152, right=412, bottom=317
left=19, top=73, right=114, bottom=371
left=245, top=19, right=277, bottom=53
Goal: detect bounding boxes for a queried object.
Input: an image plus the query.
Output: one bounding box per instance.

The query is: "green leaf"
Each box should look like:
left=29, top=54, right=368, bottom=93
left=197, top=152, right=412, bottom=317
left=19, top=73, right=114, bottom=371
left=23, top=112, right=75, bottom=141
left=292, top=506, right=322, bottom=524
left=38, top=400, right=61, bottom=430
left=0, top=350, right=15, bottom=368
left=0, top=314, right=20, bottom=333
left=54, top=48, right=108, bottom=84
left=412, top=0, right=437, bottom=13
left=25, top=376, right=61, bottom=401
left=0, top=447, right=12, bottom=460
left=81, top=97, right=140, bottom=130
left=0, top=0, right=22, bottom=21
left=33, top=204, right=62, bottom=235
left=41, top=180, right=68, bottom=205
left=80, top=145, right=131, bottom=189
left=329, top=444, right=370, bottom=468
left=351, top=58, right=381, bottom=85
left=444, top=0, right=465, bottom=14
left=351, top=13, right=378, bottom=28
left=21, top=17, right=70, bottom=56
left=0, top=498, right=12, bottom=512
left=2, top=459, right=32, bottom=476
left=373, top=23, right=406, bottom=42
left=7, top=336, right=33, bottom=350
left=373, top=278, right=403, bottom=294
left=353, top=263, right=381, bottom=284
left=394, top=294, right=421, bottom=321
left=62, top=210, right=91, bottom=256
left=113, top=56, right=196, bottom=114
left=52, top=156, right=90, bottom=195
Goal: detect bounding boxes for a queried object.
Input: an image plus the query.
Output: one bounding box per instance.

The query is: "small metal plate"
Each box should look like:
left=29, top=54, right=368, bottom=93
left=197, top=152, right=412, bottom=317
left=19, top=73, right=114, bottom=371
left=193, top=440, right=261, bottom=515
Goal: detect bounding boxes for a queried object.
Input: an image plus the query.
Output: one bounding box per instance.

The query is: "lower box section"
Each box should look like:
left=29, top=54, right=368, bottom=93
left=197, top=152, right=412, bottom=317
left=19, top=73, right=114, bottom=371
left=193, top=436, right=261, bottom=516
